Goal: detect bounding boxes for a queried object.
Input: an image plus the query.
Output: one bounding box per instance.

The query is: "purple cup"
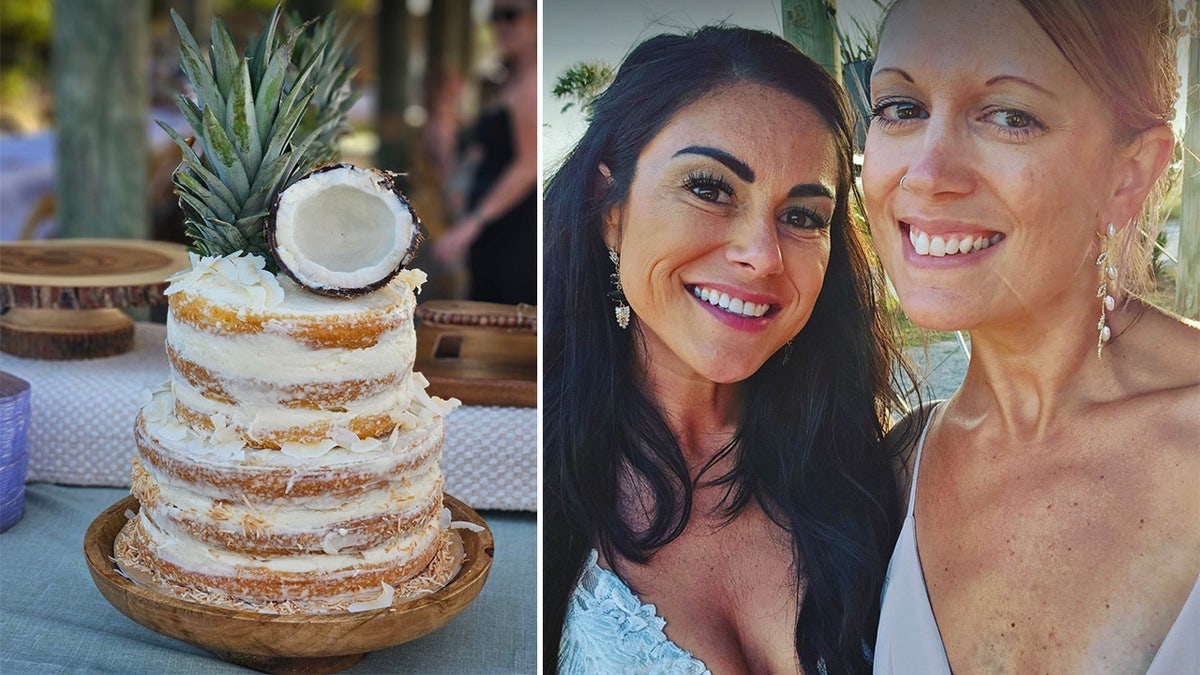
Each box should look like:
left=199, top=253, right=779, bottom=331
left=0, top=372, right=31, bottom=466
left=0, top=453, right=28, bottom=533
left=0, top=372, right=30, bottom=533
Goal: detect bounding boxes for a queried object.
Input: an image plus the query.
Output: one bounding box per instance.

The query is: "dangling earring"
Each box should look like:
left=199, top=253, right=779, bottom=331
left=608, top=249, right=631, bottom=329
left=781, top=338, right=794, bottom=366
left=1095, top=223, right=1118, bottom=358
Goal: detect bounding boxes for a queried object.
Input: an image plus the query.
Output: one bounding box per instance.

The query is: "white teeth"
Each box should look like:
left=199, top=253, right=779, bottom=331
left=691, top=286, right=769, bottom=318
left=907, top=225, right=1003, bottom=257
left=914, top=231, right=930, bottom=255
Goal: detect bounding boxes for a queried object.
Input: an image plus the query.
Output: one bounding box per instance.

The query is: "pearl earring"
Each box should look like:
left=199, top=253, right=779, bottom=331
left=1095, top=223, right=1118, bottom=358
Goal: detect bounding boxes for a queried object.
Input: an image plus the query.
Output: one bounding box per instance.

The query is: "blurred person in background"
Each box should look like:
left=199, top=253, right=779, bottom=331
left=432, top=0, right=537, bottom=306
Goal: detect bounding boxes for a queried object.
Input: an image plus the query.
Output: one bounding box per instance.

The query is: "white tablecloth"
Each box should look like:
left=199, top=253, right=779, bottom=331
left=0, top=323, right=536, bottom=511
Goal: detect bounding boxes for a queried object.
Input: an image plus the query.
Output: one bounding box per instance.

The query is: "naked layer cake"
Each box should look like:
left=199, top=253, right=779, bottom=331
left=114, top=253, right=462, bottom=612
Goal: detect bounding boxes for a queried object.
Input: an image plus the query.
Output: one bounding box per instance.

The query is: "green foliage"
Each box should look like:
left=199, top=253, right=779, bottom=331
left=552, top=61, right=614, bottom=116
left=0, top=0, right=51, bottom=46
left=281, top=9, right=359, bottom=169
left=836, top=12, right=878, bottom=63
left=1150, top=229, right=1172, bottom=283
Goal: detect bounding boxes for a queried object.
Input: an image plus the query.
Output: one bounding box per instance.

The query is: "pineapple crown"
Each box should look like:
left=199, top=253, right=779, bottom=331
left=158, top=3, right=359, bottom=269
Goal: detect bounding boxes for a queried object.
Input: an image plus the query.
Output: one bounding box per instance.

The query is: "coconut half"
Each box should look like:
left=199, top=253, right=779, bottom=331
left=267, top=164, right=423, bottom=297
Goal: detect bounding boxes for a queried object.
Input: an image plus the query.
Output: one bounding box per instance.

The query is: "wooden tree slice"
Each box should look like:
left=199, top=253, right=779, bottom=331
left=0, top=239, right=190, bottom=359
left=0, top=239, right=191, bottom=310
left=0, top=308, right=134, bottom=359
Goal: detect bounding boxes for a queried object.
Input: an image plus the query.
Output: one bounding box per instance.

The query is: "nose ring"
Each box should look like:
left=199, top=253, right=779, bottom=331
left=900, top=175, right=911, bottom=192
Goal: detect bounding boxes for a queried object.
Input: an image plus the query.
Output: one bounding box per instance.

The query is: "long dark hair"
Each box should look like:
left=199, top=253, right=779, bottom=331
left=544, top=25, right=906, bottom=674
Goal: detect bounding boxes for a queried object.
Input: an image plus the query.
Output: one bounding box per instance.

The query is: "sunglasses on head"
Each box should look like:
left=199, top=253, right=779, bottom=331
left=490, top=7, right=525, bottom=24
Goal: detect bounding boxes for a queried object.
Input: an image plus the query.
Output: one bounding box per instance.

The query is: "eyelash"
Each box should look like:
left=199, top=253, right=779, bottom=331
left=870, top=97, right=1045, bottom=140
left=682, top=170, right=734, bottom=203
left=783, top=206, right=830, bottom=230
left=869, top=97, right=924, bottom=129
left=980, top=107, right=1044, bottom=139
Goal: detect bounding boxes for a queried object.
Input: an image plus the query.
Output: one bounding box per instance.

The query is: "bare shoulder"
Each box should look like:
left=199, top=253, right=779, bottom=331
left=1128, top=301, right=1200, bottom=384
left=1128, top=301, right=1199, bottom=408
left=1116, top=303, right=1200, bottom=463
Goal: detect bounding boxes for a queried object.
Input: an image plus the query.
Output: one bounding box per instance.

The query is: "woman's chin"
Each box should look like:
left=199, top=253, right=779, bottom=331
left=690, top=356, right=773, bottom=386
left=891, top=290, right=979, bottom=334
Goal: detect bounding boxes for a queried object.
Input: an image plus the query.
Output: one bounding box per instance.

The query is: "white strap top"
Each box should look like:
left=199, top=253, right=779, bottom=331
left=874, top=404, right=1200, bottom=674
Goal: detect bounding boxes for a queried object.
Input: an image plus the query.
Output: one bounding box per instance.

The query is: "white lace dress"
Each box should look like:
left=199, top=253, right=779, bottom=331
left=558, top=549, right=712, bottom=674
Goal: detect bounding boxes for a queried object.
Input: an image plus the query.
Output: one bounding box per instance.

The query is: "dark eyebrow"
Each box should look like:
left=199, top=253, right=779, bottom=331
left=674, top=146, right=754, bottom=183
left=788, top=183, right=835, bottom=200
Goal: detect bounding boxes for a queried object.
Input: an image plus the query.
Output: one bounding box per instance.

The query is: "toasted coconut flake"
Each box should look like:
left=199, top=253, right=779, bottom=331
left=348, top=582, right=396, bottom=612
left=268, top=164, right=424, bottom=297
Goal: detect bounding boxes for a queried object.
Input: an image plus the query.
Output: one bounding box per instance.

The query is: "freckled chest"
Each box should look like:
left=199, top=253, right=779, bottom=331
left=913, top=407, right=1200, bottom=673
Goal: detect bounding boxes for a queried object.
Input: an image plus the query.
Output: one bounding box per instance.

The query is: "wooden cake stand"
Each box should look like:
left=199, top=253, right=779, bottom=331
left=0, top=239, right=190, bottom=359
left=414, top=300, right=536, bottom=407
left=85, top=493, right=494, bottom=674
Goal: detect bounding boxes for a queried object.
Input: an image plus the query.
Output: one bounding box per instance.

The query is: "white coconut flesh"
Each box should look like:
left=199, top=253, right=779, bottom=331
left=272, top=166, right=416, bottom=293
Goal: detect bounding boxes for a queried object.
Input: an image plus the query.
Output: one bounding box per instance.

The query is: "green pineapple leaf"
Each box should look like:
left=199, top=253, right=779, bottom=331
left=200, top=104, right=250, bottom=204
left=253, top=46, right=290, bottom=148
left=170, top=9, right=223, bottom=113
left=209, top=17, right=240, bottom=95
left=227, top=58, right=262, bottom=180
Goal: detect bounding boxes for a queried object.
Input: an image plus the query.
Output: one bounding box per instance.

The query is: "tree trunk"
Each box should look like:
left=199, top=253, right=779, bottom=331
left=375, top=2, right=412, bottom=184
left=53, top=0, right=150, bottom=239
left=1177, top=31, right=1199, bottom=320
left=782, top=0, right=842, bottom=82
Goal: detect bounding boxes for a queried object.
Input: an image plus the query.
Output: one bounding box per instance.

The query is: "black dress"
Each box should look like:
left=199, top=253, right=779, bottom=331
left=465, top=106, right=537, bottom=306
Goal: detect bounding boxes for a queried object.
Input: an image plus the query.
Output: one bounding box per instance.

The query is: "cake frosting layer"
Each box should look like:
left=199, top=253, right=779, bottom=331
left=116, top=511, right=446, bottom=605
left=162, top=253, right=426, bottom=348
left=135, top=385, right=444, bottom=501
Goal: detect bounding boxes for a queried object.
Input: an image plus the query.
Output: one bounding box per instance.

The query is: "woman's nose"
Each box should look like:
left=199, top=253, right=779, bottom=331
left=725, top=211, right=784, bottom=276
left=900, top=116, right=976, bottom=197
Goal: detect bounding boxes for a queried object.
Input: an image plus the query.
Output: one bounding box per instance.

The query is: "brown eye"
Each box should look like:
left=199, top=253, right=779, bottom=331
left=870, top=98, right=928, bottom=124
left=682, top=172, right=734, bottom=204
left=781, top=207, right=829, bottom=230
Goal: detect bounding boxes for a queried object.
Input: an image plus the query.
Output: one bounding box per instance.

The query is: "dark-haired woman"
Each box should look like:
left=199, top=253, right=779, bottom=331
left=544, top=26, right=909, bottom=673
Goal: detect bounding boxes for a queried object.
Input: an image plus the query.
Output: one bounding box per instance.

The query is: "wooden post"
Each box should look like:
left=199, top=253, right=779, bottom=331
left=782, top=0, right=842, bottom=82
left=1177, top=31, right=1199, bottom=319
left=53, top=0, right=150, bottom=239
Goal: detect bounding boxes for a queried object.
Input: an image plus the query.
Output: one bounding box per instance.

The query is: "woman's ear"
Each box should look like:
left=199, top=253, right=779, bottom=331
left=602, top=204, right=622, bottom=252
left=598, top=163, right=622, bottom=250
left=1108, top=124, right=1174, bottom=229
